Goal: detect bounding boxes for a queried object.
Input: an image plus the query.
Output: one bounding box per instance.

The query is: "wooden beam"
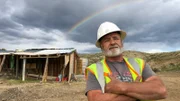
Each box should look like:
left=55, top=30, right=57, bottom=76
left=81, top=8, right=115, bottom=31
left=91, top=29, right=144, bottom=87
left=0, top=57, right=1, bottom=65
left=68, top=53, right=74, bottom=83
left=62, top=55, right=69, bottom=78
left=37, top=59, right=41, bottom=79
left=27, top=74, right=56, bottom=80
left=22, top=58, right=26, bottom=81
left=0, top=55, right=6, bottom=72
left=16, top=55, right=19, bottom=78
left=42, top=56, right=49, bottom=83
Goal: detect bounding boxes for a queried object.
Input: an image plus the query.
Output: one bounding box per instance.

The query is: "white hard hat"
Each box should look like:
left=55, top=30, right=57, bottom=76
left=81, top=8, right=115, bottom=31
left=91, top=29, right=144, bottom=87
left=95, top=21, right=126, bottom=48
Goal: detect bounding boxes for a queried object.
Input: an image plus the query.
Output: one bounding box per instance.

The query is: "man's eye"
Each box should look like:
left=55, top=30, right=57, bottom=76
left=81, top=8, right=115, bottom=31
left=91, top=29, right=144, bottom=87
left=104, top=39, right=110, bottom=42
left=113, top=37, right=119, bottom=40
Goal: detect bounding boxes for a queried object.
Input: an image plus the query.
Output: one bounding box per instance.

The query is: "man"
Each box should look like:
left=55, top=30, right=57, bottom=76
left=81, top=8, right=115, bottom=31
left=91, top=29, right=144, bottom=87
left=85, top=22, right=167, bottom=101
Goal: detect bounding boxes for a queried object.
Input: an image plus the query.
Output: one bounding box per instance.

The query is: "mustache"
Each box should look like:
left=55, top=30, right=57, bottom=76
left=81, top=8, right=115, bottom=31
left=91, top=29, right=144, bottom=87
left=109, top=44, right=120, bottom=50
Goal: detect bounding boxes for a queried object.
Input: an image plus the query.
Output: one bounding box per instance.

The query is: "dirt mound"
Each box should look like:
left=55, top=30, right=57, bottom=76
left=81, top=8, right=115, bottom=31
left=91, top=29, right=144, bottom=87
left=0, top=82, right=87, bottom=101
left=0, top=87, right=24, bottom=101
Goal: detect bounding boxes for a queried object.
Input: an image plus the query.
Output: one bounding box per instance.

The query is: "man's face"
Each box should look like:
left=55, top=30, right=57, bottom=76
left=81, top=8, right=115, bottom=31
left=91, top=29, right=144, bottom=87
left=100, top=32, right=124, bottom=57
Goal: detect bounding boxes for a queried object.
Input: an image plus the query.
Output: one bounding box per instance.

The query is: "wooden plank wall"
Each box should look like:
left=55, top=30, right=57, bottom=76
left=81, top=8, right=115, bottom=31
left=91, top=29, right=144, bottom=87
left=48, top=56, right=65, bottom=77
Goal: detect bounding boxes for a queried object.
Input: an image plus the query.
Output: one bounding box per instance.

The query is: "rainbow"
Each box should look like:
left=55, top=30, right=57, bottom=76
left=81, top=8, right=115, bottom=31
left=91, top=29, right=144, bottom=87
left=68, top=0, right=141, bottom=33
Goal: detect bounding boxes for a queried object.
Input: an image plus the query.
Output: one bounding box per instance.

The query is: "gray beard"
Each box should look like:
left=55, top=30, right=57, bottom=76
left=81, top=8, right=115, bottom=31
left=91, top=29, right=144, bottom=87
left=102, top=47, right=124, bottom=57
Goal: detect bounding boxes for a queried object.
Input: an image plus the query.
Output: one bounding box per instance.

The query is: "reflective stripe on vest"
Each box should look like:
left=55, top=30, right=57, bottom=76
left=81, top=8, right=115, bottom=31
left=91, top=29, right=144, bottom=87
left=96, top=62, right=105, bottom=93
left=127, top=58, right=141, bottom=75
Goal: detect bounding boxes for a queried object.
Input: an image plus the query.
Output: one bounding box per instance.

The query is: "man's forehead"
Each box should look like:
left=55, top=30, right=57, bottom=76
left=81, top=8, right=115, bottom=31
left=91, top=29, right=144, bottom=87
left=103, top=32, right=120, bottom=38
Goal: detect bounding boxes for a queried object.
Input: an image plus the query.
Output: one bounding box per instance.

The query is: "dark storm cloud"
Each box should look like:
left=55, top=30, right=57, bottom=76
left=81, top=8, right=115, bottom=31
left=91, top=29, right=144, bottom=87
left=12, top=0, right=120, bottom=31
left=0, top=28, right=56, bottom=45
left=0, top=0, right=9, bottom=13
left=0, top=0, right=180, bottom=53
left=67, top=0, right=180, bottom=52
left=0, top=18, right=20, bottom=30
left=109, top=0, right=180, bottom=45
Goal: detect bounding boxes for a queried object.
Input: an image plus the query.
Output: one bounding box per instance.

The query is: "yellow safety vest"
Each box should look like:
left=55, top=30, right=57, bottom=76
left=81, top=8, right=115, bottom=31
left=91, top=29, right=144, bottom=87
left=85, top=57, right=152, bottom=101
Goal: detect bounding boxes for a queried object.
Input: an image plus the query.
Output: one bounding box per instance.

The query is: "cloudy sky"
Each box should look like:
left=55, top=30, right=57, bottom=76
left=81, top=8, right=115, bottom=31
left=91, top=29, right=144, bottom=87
left=0, top=0, right=180, bottom=53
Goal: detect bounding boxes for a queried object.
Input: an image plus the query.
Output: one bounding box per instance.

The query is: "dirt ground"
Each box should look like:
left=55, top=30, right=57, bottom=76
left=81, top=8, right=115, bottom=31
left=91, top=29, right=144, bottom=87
left=0, top=71, right=180, bottom=101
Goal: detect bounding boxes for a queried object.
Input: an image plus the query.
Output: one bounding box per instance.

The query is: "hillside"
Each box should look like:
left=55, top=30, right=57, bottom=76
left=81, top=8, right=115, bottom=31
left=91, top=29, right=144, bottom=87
left=79, top=50, right=180, bottom=72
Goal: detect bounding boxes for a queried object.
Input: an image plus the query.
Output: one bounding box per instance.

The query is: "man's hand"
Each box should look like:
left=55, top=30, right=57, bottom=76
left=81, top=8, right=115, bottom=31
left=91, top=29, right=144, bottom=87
left=105, top=75, right=142, bottom=94
left=135, top=76, right=142, bottom=82
left=104, top=74, right=139, bottom=101
left=105, top=74, right=125, bottom=94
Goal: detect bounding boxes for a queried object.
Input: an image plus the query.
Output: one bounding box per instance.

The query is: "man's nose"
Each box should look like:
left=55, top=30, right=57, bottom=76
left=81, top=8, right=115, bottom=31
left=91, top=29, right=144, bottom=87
left=110, top=39, right=116, bottom=44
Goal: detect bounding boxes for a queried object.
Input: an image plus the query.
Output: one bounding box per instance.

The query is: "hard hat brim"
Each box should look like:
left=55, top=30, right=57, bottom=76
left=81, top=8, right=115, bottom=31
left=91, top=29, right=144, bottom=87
left=95, top=30, right=126, bottom=48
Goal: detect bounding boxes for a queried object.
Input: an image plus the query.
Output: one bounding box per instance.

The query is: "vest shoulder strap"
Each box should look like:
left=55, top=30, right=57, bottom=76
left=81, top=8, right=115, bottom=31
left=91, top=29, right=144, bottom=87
left=127, top=58, right=141, bottom=76
left=96, top=61, right=105, bottom=93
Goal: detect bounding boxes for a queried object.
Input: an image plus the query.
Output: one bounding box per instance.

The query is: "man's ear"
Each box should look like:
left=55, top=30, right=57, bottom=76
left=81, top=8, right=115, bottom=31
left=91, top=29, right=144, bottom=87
left=100, top=44, right=103, bottom=49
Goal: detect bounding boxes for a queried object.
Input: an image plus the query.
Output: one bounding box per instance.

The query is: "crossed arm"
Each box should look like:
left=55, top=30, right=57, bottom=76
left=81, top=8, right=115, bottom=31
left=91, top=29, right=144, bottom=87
left=87, top=90, right=137, bottom=101
left=87, top=75, right=167, bottom=101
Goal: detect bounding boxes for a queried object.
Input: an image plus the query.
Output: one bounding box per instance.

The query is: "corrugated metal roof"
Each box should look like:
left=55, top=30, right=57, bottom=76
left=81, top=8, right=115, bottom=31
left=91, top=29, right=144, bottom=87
left=14, top=48, right=76, bottom=55
left=0, top=53, right=11, bottom=55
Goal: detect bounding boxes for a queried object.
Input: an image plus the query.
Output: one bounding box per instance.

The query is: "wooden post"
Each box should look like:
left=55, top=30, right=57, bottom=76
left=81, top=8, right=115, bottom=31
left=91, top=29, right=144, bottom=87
left=74, top=55, right=77, bottom=74
left=62, top=55, right=69, bottom=79
left=22, top=58, right=26, bottom=81
left=37, top=59, right=40, bottom=79
left=42, top=56, right=49, bottom=83
left=16, top=55, right=19, bottom=79
left=51, top=59, right=53, bottom=76
left=68, top=53, right=74, bottom=83
left=0, top=57, right=1, bottom=67
left=0, top=55, right=6, bottom=72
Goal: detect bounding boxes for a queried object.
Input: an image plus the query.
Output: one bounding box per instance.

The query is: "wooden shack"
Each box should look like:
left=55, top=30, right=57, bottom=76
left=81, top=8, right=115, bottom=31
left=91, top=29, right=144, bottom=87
left=0, top=48, right=81, bottom=82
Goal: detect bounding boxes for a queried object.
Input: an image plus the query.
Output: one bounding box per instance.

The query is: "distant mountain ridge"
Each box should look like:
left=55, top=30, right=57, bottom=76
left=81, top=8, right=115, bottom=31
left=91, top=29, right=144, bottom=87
left=79, top=50, right=180, bottom=71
